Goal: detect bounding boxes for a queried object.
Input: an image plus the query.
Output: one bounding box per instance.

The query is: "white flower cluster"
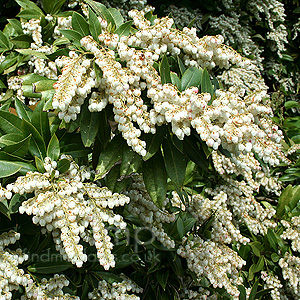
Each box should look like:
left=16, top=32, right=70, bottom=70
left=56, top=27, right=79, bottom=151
left=22, top=274, right=79, bottom=300
left=53, top=16, right=72, bottom=38
left=11, top=155, right=129, bottom=269
left=7, top=76, right=25, bottom=102
left=0, top=231, right=30, bottom=300
left=261, top=271, right=283, bottom=300
left=88, top=274, right=143, bottom=300
left=21, top=19, right=42, bottom=49
left=178, top=235, right=246, bottom=299
left=279, top=253, right=300, bottom=298
left=180, top=286, right=215, bottom=300
left=125, top=174, right=176, bottom=248
left=281, top=217, right=300, bottom=253
left=293, top=18, right=300, bottom=40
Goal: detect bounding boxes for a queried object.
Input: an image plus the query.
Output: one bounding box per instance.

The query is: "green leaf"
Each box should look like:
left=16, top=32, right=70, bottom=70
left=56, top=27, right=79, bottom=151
left=285, top=101, right=300, bottom=110
left=89, top=7, right=102, bottom=40
left=176, top=217, right=185, bottom=240
left=80, top=101, right=101, bottom=147
left=57, top=158, right=70, bottom=173
left=108, top=8, right=124, bottom=27
left=0, top=111, right=23, bottom=135
left=143, top=150, right=167, bottom=208
left=27, top=261, right=72, bottom=274
left=238, top=285, right=247, bottom=300
left=0, top=133, right=25, bottom=147
left=0, top=79, right=6, bottom=89
left=43, top=0, right=66, bottom=14
left=177, top=55, right=186, bottom=76
left=9, top=194, right=23, bottom=214
left=0, top=199, right=10, bottom=220
left=31, top=99, right=51, bottom=144
left=15, top=98, right=33, bottom=121
left=120, top=147, right=143, bottom=177
left=15, top=0, right=44, bottom=14
left=0, top=31, right=12, bottom=50
left=46, top=134, right=60, bottom=161
left=72, top=12, right=90, bottom=37
left=2, top=134, right=31, bottom=157
left=181, top=67, right=203, bottom=91
left=201, top=68, right=214, bottom=98
left=249, top=242, right=261, bottom=257
left=248, top=279, right=259, bottom=300
left=85, top=0, right=115, bottom=29
left=143, top=128, right=165, bottom=161
left=156, top=270, right=169, bottom=291
left=159, top=54, right=171, bottom=84
left=290, top=186, right=300, bottom=210
left=35, top=155, right=45, bottom=173
left=170, top=72, right=181, bottom=90
left=0, top=160, right=22, bottom=178
left=59, top=29, right=82, bottom=46
left=276, top=184, right=293, bottom=218
left=16, top=9, right=43, bottom=20
left=253, top=256, right=264, bottom=273
left=15, top=49, right=48, bottom=59
left=267, top=228, right=278, bottom=251
left=21, top=119, right=47, bottom=160
left=162, top=136, right=186, bottom=189
left=281, top=54, right=293, bottom=62
left=34, top=79, right=56, bottom=92
left=115, top=20, right=133, bottom=37
left=95, top=135, right=126, bottom=180
left=7, top=19, right=23, bottom=35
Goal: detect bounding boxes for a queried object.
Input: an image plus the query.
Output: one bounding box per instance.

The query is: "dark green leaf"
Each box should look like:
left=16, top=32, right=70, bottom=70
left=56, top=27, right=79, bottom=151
left=143, top=128, right=165, bottom=161
left=27, top=261, right=72, bottom=274
left=143, top=150, right=167, bottom=208
left=9, top=194, right=23, bottom=214
left=0, top=31, right=11, bottom=50
left=89, top=7, right=102, bottom=40
left=276, top=184, right=293, bottom=218
left=15, top=49, right=48, bottom=59
left=43, top=0, right=66, bottom=14
left=57, top=158, right=70, bottom=173
left=159, top=54, right=171, bottom=84
left=95, top=135, right=126, bottom=180
left=248, top=279, right=259, bottom=300
left=201, top=68, right=214, bottom=98
left=16, top=9, right=43, bottom=20
left=46, top=134, right=60, bottom=161
left=15, top=98, right=33, bottom=121
left=0, top=80, right=5, bottom=89
left=80, top=101, right=101, bottom=147
left=238, top=285, right=246, bottom=300
left=177, top=56, right=186, bottom=76
left=120, top=147, right=143, bottom=177
left=72, top=12, right=90, bottom=37
left=0, top=133, right=25, bottom=147
left=170, top=72, right=181, bottom=90
left=0, top=111, right=23, bottom=135
left=163, top=137, right=186, bottom=189
left=181, top=67, right=203, bottom=91
left=176, top=217, right=185, bottom=240
left=35, top=155, right=45, bottom=173
left=59, top=29, right=82, bottom=46
left=15, top=0, right=44, bottom=13
left=0, top=199, right=10, bottom=220
left=21, top=119, right=47, bottom=160
left=285, top=101, right=300, bottom=110
left=157, top=270, right=169, bottom=291
left=2, top=134, right=31, bottom=157
left=267, top=228, right=278, bottom=251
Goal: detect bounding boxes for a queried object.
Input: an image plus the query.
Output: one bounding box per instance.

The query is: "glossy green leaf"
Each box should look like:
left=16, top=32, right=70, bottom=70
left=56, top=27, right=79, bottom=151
left=115, top=20, right=133, bottom=37
left=0, top=111, right=23, bottom=135
left=2, top=134, right=31, bottom=157
left=15, top=98, right=33, bottom=121
left=89, top=7, right=102, bottom=40
left=177, top=55, right=185, bottom=76
left=0, top=160, right=22, bottom=178
left=0, top=31, right=11, bottom=50
left=238, top=285, right=247, bottom=300
left=15, top=49, right=48, bottom=59
left=163, top=137, right=186, bottom=189
left=31, top=99, right=51, bottom=144
left=59, top=29, right=82, bottom=46
left=143, top=150, right=167, bottom=208
left=95, top=135, right=126, bottom=180
left=9, top=194, right=23, bottom=214
left=46, top=134, right=60, bottom=161
left=143, top=129, right=164, bottom=161
left=157, top=270, right=169, bottom=291
left=21, top=119, right=46, bottom=160
left=57, top=158, right=70, bottom=174
left=34, top=79, right=56, bottom=92
left=267, top=228, right=278, bottom=251
left=248, top=279, right=259, bottom=300
left=72, top=12, right=90, bottom=37
left=80, top=101, right=101, bottom=147
left=176, top=217, right=185, bottom=240
left=15, top=0, right=44, bottom=14
left=35, top=155, right=45, bottom=173
left=120, top=147, right=143, bottom=177
left=43, top=0, right=66, bottom=14
left=159, top=54, right=171, bottom=84
left=11, top=34, right=31, bottom=48
left=27, top=261, right=72, bottom=274
left=0, top=79, right=6, bottom=89
left=276, top=184, right=293, bottom=218
left=85, top=0, right=115, bottom=29
left=170, top=72, right=181, bottom=90
left=0, top=199, right=10, bottom=220
left=181, top=67, right=203, bottom=91
left=285, top=101, right=300, bottom=110
left=201, top=68, right=214, bottom=98
left=7, top=19, right=23, bottom=34
left=0, top=133, right=25, bottom=147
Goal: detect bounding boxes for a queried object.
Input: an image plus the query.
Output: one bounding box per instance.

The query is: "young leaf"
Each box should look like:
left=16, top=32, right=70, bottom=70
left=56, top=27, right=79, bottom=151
left=162, top=137, right=186, bottom=189
left=143, top=150, right=167, bottom=208
left=159, top=54, right=171, bottom=84
left=46, top=134, right=60, bottom=161
left=80, top=102, right=101, bottom=147
left=89, top=7, right=102, bottom=40
left=181, top=67, right=203, bottom=91
left=72, top=12, right=90, bottom=37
